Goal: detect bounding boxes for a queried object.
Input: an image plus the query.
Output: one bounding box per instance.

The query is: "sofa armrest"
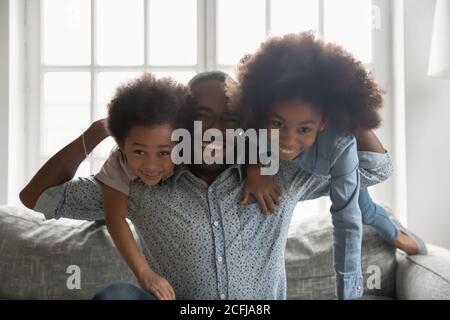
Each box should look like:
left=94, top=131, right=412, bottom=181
left=396, top=244, right=450, bottom=300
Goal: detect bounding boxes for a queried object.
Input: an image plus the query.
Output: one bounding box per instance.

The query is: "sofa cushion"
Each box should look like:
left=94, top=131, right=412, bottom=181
left=0, top=205, right=138, bottom=299
left=1, top=205, right=397, bottom=300
left=285, top=211, right=396, bottom=299
left=396, top=244, right=450, bottom=300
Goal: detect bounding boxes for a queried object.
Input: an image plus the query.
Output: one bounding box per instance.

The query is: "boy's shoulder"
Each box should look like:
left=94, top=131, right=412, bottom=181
left=95, top=147, right=137, bottom=195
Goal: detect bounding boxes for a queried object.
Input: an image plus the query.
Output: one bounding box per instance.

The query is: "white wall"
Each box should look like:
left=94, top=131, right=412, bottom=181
left=0, top=0, right=10, bottom=204
left=0, top=0, right=26, bottom=205
left=8, top=0, right=26, bottom=205
left=403, top=0, right=450, bottom=249
left=369, top=0, right=396, bottom=216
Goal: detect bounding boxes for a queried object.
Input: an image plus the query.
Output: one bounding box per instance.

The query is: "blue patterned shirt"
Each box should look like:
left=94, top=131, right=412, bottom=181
left=34, top=152, right=392, bottom=300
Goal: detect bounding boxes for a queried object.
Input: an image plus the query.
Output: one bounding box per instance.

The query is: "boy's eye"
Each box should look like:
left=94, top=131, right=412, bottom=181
left=299, top=127, right=312, bottom=134
left=159, top=151, right=171, bottom=157
left=271, top=120, right=284, bottom=128
left=133, top=150, right=145, bottom=156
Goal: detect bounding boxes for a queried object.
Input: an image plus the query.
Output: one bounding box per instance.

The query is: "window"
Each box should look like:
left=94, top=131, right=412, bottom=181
left=27, top=0, right=386, bottom=217
left=31, top=0, right=198, bottom=178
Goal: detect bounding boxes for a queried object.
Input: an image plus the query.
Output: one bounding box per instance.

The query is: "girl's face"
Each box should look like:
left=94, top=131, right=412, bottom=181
left=267, top=100, right=326, bottom=161
left=119, top=124, right=175, bottom=186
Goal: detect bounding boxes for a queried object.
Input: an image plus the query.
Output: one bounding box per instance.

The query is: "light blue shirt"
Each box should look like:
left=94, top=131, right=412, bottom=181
left=34, top=152, right=392, bottom=300
left=294, top=125, right=366, bottom=299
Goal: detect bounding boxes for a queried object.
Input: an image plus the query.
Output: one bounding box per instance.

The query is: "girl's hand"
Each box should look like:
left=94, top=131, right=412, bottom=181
left=241, top=165, right=282, bottom=214
left=137, top=269, right=176, bottom=300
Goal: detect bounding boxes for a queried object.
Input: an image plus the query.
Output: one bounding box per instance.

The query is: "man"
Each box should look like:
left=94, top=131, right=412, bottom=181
left=20, top=71, right=392, bottom=300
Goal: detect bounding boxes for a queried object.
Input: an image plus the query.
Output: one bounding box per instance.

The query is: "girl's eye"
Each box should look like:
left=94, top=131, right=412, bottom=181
left=299, top=127, right=312, bottom=134
left=272, top=120, right=284, bottom=128
left=133, top=150, right=145, bottom=156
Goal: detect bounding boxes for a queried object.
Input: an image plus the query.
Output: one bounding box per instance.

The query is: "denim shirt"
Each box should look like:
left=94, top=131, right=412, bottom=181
left=294, top=124, right=363, bottom=299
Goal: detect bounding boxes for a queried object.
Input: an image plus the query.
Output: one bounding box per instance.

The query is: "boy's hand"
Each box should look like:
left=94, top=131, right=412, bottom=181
left=241, top=165, right=281, bottom=214
left=137, top=269, right=176, bottom=300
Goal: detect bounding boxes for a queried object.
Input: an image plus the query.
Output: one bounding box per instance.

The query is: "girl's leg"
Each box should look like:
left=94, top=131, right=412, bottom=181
left=356, top=131, right=426, bottom=255
left=359, top=187, right=399, bottom=242
left=359, top=187, right=425, bottom=255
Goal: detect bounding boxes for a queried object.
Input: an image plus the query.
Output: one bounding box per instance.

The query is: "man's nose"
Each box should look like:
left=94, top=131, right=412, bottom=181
left=209, top=118, right=225, bottom=134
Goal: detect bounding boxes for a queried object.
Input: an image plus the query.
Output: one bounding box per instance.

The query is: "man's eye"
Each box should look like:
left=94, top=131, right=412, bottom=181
left=299, top=127, right=312, bottom=134
left=133, top=150, right=145, bottom=156
left=160, top=151, right=171, bottom=157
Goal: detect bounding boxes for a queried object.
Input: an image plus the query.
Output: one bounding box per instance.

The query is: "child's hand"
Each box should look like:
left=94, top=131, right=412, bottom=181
left=241, top=165, right=281, bottom=214
left=137, top=269, right=176, bottom=300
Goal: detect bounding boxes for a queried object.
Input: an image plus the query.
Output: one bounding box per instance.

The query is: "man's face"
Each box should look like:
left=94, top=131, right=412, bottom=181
left=188, top=79, right=241, bottom=177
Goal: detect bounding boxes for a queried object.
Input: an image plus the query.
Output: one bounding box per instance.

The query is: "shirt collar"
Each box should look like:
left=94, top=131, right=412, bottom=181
left=164, top=164, right=244, bottom=186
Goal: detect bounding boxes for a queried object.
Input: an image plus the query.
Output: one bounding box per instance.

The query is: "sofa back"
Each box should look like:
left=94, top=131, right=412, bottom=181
left=0, top=206, right=138, bottom=299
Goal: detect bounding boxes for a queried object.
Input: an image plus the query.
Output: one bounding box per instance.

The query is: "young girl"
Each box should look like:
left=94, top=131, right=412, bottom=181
left=235, top=33, right=427, bottom=257
left=95, top=73, right=188, bottom=300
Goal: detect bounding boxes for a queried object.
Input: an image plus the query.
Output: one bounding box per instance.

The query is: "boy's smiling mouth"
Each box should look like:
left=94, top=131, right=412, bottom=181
left=139, top=170, right=164, bottom=180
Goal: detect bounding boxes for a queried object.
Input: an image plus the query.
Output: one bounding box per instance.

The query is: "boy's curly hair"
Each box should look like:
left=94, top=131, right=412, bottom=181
left=235, top=32, right=384, bottom=134
left=107, top=72, right=189, bottom=144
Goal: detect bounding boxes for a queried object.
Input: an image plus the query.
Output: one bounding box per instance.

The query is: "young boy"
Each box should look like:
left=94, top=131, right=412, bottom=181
left=95, top=73, right=188, bottom=300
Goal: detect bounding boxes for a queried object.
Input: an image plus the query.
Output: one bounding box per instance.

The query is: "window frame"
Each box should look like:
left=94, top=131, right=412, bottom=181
left=25, top=0, right=391, bottom=207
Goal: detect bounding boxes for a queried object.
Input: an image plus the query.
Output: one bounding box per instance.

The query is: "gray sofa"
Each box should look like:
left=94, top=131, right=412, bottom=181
left=0, top=205, right=449, bottom=300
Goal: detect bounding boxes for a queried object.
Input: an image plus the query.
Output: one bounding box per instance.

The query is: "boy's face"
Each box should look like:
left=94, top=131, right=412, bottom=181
left=120, top=125, right=175, bottom=186
left=267, top=100, right=326, bottom=160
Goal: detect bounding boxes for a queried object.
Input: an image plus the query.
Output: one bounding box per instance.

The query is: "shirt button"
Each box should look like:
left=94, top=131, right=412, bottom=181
left=357, top=286, right=362, bottom=291
left=217, top=256, right=223, bottom=262
left=220, top=293, right=225, bottom=300
left=213, top=221, right=219, bottom=227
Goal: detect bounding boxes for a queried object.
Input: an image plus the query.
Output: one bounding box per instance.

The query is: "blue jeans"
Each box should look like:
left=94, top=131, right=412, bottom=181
left=359, top=187, right=399, bottom=242
left=92, top=283, right=156, bottom=300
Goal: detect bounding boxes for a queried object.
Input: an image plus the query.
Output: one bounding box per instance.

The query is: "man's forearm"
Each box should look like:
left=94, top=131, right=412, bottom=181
left=20, top=119, right=109, bottom=209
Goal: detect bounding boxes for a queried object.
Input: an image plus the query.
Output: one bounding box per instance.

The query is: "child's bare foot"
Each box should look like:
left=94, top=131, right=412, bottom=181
left=393, top=231, right=419, bottom=255
left=389, top=215, right=428, bottom=255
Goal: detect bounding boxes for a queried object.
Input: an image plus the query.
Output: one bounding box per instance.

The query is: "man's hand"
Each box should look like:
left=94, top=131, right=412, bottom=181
left=137, top=269, right=176, bottom=300
left=85, top=118, right=110, bottom=145
left=241, top=165, right=281, bottom=214
left=19, top=118, right=110, bottom=209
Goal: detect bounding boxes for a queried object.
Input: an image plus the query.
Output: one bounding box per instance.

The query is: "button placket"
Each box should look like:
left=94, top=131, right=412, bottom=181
left=207, top=186, right=228, bottom=301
